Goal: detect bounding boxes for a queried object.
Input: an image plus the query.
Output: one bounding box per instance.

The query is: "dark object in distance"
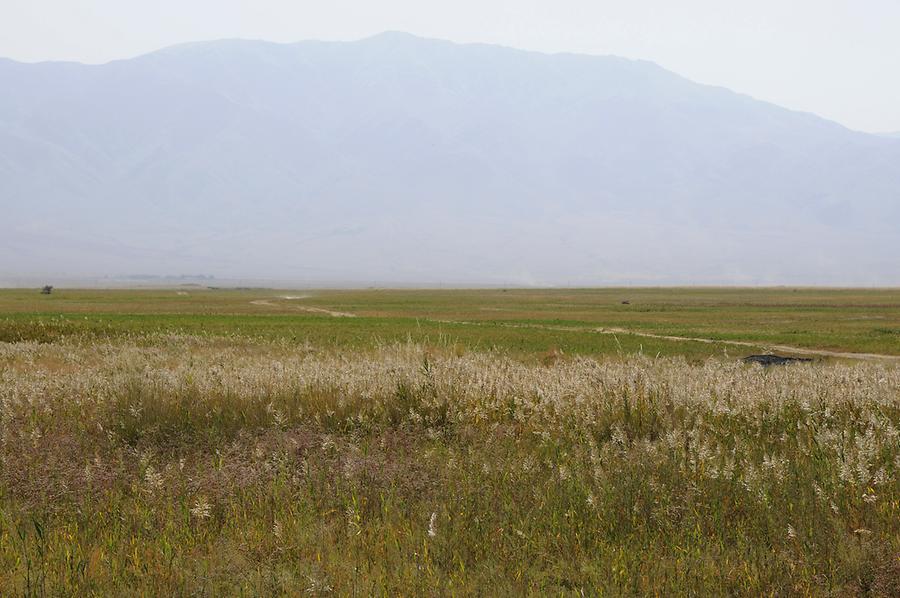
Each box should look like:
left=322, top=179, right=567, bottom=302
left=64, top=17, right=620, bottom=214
left=621, top=300, right=630, bottom=305
left=40, top=285, right=53, bottom=295
left=743, top=354, right=813, bottom=366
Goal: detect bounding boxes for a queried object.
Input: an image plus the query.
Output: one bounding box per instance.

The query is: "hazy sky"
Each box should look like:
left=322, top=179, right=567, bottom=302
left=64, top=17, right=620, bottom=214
left=2, top=0, right=899, bottom=133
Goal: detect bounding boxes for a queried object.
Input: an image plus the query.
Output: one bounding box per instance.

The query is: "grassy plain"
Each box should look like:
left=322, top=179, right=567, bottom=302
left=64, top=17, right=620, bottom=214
left=0, top=288, right=898, bottom=595
left=2, top=287, right=900, bottom=358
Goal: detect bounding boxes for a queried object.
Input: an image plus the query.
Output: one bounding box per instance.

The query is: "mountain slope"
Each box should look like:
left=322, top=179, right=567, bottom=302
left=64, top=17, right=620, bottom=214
left=2, top=32, right=899, bottom=284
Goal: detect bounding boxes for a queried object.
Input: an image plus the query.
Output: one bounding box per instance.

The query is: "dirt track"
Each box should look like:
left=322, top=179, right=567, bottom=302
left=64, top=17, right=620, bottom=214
left=593, top=326, right=900, bottom=362
left=430, top=319, right=900, bottom=362
left=249, top=298, right=356, bottom=318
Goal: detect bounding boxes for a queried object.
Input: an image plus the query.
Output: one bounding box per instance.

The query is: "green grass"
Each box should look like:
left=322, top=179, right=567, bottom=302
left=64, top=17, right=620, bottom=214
left=0, top=311, right=729, bottom=361
left=3, top=287, right=900, bottom=357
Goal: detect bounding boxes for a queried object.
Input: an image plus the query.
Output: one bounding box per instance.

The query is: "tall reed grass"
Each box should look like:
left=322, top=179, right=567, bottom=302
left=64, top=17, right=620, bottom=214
left=0, top=335, right=897, bottom=595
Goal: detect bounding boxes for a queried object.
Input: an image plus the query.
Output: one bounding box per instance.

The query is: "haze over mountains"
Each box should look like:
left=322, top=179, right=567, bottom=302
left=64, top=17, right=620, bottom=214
left=2, top=32, right=899, bottom=285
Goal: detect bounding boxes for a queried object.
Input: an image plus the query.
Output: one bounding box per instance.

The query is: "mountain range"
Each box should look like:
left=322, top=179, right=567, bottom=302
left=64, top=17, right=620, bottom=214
left=2, top=32, right=899, bottom=285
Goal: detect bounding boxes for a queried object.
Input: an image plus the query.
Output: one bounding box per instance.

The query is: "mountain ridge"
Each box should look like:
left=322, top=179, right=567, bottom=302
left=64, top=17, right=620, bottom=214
left=2, top=33, right=899, bottom=285
left=0, top=33, right=866, bottom=132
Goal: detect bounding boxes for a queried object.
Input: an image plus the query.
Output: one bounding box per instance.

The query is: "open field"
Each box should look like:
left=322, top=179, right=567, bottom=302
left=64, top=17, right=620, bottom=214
left=0, top=288, right=899, bottom=594
left=2, top=287, right=900, bottom=359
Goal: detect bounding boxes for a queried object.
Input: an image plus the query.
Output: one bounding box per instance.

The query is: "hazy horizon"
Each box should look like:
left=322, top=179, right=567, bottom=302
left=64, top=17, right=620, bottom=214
left=3, top=5, right=900, bottom=287
left=3, top=33, right=900, bottom=287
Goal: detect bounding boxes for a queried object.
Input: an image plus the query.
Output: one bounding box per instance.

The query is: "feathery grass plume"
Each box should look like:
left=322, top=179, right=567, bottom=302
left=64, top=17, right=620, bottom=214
left=427, top=512, right=438, bottom=538
left=190, top=497, right=212, bottom=519
left=0, top=334, right=897, bottom=594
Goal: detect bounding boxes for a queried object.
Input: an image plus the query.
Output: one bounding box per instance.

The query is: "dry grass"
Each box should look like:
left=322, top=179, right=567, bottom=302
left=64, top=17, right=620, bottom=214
left=0, top=335, right=898, bottom=595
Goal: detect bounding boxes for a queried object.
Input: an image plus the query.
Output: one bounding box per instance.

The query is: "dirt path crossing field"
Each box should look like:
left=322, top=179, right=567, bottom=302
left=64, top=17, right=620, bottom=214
left=248, top=298, right=898, bottom=361
left=428, top=319, right=900, bottom=362
left=249, top=298, right=356, bottom=318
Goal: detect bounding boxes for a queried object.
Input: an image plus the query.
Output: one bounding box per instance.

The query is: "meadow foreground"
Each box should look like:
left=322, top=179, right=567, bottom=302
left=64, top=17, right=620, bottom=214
left=0, top=334, right=897, bottom=595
